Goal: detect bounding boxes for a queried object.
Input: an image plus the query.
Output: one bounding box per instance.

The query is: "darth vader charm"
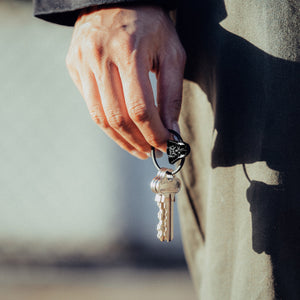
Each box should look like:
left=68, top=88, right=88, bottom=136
left=167, top=130, right=191, bottom=165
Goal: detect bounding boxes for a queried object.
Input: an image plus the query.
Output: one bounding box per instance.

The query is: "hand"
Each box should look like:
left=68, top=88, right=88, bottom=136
left=66, top=5, right=186, bottom=159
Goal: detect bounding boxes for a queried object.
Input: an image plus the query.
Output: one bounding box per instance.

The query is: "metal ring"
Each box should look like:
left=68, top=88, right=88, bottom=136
left=151, top=129, right=185, bottom=175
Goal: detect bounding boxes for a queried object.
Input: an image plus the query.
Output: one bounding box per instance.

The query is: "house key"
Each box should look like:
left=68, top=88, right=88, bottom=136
left=150, top=129, right=190, bottom=242
left=151, top=168, right=181, bottom=242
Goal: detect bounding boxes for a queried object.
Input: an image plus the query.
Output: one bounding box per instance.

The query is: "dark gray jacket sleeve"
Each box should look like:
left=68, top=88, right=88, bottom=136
left=33, top=0, right=178, bottom=26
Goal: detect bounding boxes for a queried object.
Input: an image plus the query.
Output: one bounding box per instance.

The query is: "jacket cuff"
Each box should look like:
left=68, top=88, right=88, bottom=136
left=33, top=0, right=178, bottom=26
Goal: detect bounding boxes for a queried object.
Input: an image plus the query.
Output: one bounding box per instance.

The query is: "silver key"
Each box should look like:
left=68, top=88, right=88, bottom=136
left=151, top=170, right=168, bottom=241
left=150, top=168, right=181, bottom=242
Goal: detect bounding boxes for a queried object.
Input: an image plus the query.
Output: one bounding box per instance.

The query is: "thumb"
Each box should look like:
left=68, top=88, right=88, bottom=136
left=157, top=56, right=185, bottom=137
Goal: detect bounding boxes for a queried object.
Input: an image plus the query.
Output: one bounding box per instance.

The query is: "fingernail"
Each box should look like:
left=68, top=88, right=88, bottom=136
left=131, top=151, right=149, bottom=160
left=172, top=121, right=181, bottom=135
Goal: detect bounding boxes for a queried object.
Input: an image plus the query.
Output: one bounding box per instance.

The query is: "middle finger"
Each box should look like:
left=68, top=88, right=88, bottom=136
left=93, top=61, right=151, bottom=154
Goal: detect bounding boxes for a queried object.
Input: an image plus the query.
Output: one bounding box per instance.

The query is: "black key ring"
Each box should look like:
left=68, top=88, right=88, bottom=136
left=151, top=129, right=190, bottom=175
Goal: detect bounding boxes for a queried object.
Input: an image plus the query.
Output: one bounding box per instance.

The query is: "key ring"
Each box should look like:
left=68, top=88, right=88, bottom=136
left=151, top=129, right=190, bottom=175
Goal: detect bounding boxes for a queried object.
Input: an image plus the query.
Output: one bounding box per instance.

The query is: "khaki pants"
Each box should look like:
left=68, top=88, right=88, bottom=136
left=176, top=1, right=300, bottom=299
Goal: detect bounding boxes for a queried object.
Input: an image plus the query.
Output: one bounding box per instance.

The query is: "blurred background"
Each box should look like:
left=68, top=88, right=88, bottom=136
left=0, top=0, right=195, bottom=299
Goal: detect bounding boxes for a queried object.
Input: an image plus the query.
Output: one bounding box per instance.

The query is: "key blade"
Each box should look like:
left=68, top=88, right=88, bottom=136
left=163, top=194, right=173, bottom=242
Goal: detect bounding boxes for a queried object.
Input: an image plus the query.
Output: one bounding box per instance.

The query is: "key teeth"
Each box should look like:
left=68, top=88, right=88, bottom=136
left=151, top=169, right=180, bottom=243
left=155, top=193, right=162, bottom=203
left=157, top=231, right=165, bottom=242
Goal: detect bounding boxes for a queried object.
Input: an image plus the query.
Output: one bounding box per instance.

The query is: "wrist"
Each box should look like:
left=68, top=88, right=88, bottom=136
left=77, top=3, right=168, bottom=23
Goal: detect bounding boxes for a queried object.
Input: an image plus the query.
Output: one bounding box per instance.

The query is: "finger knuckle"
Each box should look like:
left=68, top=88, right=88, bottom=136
left=93, top=115, right=109, bottom=128
left=66, top=47, right=83, bottom=68
left=167, top=45, right=186, bottom=65
left=65, top=54, right=72, bottom=68
left=172, top=98, right=182, bottom=112
left=111, top=33, right=138, bottom=64
left=89, top=107, right=108, bottom=128
left=106, top=110, right=129, bottom=130
left=66, top=52, right=75, bottom=68
left=82, top=41, right=100, bottom=61
left=84, top=36, right=97, bottom=52
left=174, top=50, right=185, bottom=64
left=128, top=103, right=151, bottom=124
left=177, top=42, right=186, bottom=57
left=146, top=135, right=165, bottom=149
left=179, top=47, right=187, bottom=64
left=114, top=31, right=136, bottom=49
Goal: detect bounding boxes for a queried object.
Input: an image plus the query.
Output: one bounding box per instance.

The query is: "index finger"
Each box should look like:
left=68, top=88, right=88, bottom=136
left=118, top=58, right=170, bottom=152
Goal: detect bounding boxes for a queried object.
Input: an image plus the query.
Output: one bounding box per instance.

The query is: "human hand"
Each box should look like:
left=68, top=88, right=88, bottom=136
left=66, top=6, right=186, bottom=159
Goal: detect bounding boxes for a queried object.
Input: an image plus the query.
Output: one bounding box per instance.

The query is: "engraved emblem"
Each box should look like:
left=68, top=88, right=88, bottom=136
left=167, top=140, right=191, bottom=164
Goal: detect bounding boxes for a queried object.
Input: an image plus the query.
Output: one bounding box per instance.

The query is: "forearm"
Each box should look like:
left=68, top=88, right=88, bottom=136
left=33, top=0, right=178, bottom=26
